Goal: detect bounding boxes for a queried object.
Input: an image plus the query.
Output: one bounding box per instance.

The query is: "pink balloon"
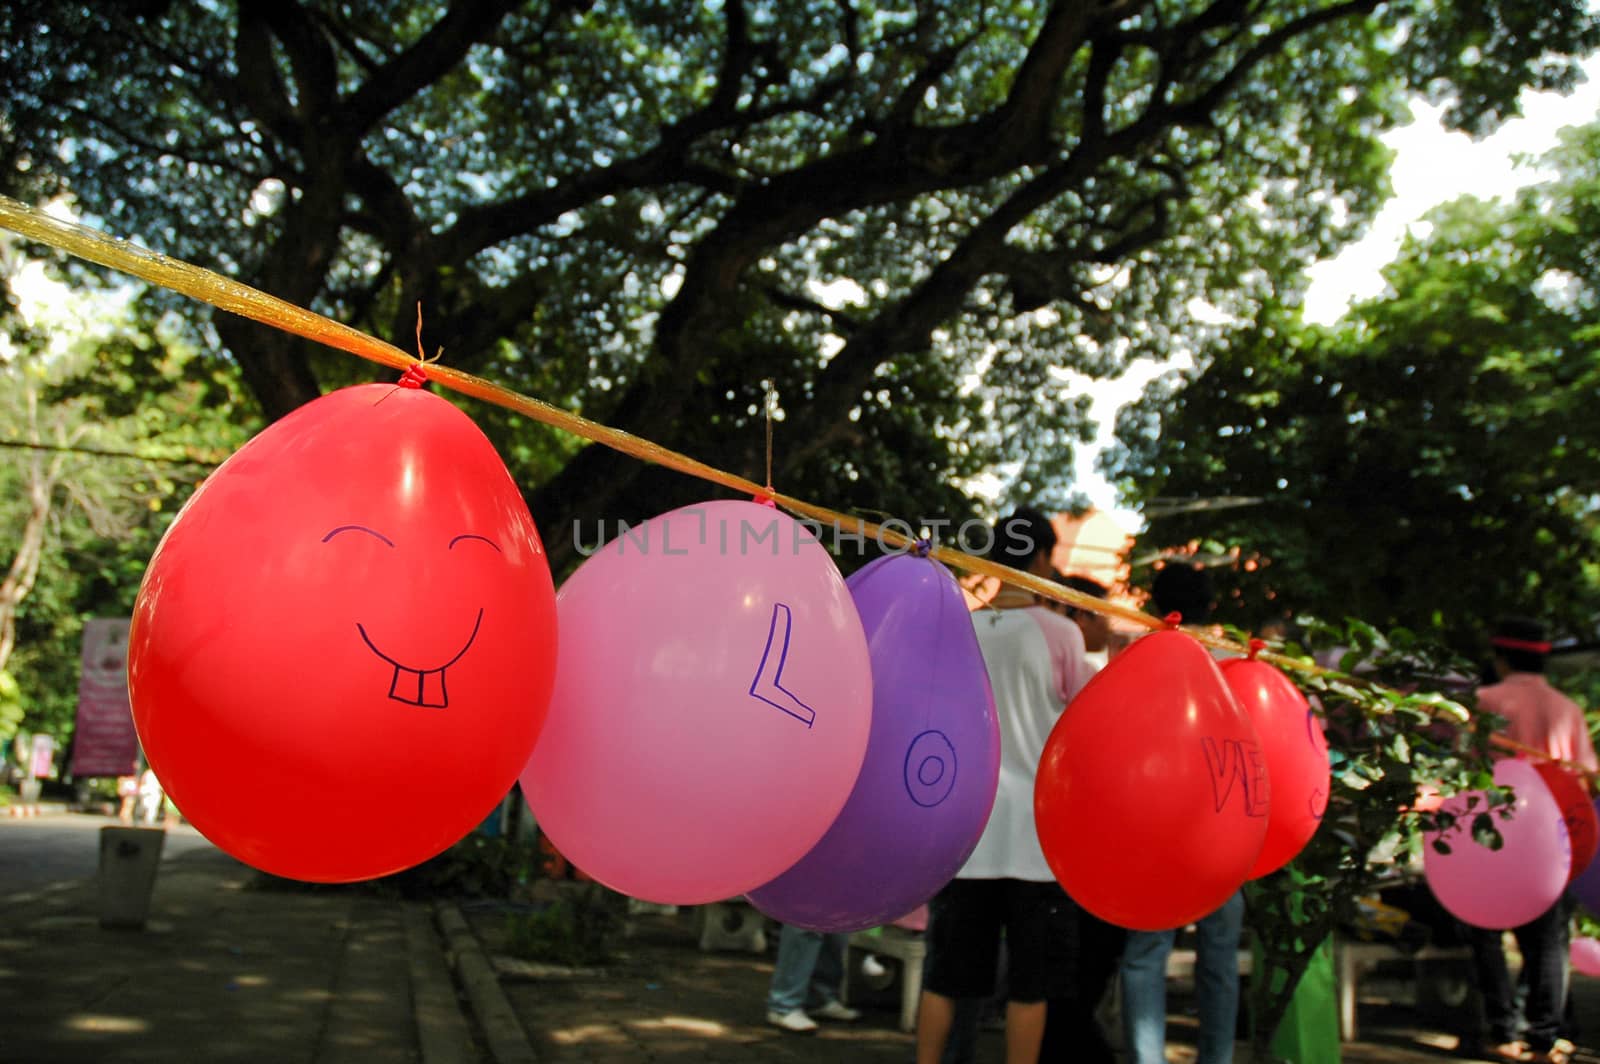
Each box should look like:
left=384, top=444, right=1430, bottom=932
left=1572, top=937, right=1600, bottom=978
left=520, top=500, right=873, bottom=904
left=1422, top=758, right=1571, bottom=929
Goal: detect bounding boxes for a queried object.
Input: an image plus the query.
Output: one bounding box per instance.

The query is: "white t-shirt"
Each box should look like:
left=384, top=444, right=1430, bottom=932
left=960, top=606, right=1092, bottom=881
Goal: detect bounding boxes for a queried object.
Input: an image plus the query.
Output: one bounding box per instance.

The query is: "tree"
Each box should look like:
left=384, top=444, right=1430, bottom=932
left=5, top=2, right=1596, bottom=570
left=0, top=252, right=255, bottom=743
left=1108, top=118, right=1600, bottom=650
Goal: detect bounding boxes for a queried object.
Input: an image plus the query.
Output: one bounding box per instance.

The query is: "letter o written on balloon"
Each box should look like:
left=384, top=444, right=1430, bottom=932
left=128, top=384, right=559, bottom=883
left=521, top=500, right=873, bottom=905
left=1422, top=758, right=1570, bottom=930
left=1218, top=657, right=1330, bottom=877
left=1035, top=630, right=1267, bottom=931
left=747, top=553, right=1000, bottom=931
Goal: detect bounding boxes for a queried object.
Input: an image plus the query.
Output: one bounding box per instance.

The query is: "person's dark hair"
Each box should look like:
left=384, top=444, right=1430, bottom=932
left=1150, top=563, right=1214, bottom=624
left=989, top=506, right=1057, bottom=567
left=1491, top=616, right=1549, bottom=675
left=1057, top=574, right=1108, bottom=619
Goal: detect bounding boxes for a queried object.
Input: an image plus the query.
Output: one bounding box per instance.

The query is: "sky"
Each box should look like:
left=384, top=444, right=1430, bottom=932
left=1079, top=56, right=1600, bottom=531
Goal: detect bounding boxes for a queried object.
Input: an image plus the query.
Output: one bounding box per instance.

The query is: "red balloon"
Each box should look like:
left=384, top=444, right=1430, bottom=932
left=1534, top=761, right=1598, bottom=884
left=128, top=383, right=557, bottom=882
left=1035, top=630, right=1267, bottom=930
left=1219, top=657, right=1329, bottom=877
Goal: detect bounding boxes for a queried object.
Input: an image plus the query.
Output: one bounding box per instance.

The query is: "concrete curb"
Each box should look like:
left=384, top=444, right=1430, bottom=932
left=406, top=902, right=477, bottom=1064
left=437, top=900, right=539, bottom=1064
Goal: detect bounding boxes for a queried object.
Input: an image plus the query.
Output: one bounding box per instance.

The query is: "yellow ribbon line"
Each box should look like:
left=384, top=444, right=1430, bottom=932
left=0, top=193, right=1468, bottom=726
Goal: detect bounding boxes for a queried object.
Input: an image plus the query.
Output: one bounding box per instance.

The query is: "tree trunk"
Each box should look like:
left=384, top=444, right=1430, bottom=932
left=0, top=486, right=52, bottom=676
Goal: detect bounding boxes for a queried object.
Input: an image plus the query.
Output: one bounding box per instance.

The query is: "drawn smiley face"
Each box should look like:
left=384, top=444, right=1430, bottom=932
left=321, top=524, right=504, bottom=708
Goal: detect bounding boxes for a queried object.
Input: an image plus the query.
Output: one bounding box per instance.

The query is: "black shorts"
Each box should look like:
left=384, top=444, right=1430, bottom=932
left=923, top=878, right=1078, bottom=1002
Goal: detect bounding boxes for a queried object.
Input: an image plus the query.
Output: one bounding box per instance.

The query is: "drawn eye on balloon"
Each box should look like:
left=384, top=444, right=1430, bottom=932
left=1304, top=706, right=1328, bottom=754
left=322, top=524, right=498, bottom=709
left=904, top=730, right=958, bottom=808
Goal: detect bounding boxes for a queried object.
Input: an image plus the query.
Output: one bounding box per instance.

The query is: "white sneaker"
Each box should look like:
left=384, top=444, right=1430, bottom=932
left=766, top=1008, right=819, bottom=1033
left=811, top=1000, right=861, bottom=1022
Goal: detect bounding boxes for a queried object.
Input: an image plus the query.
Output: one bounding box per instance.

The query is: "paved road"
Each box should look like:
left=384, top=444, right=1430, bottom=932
left=0, top=812, right=215, bottom=896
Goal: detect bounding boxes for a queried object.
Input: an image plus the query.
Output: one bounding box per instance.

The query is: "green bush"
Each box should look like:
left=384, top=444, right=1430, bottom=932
left=503, top=884, right=624, bottom=966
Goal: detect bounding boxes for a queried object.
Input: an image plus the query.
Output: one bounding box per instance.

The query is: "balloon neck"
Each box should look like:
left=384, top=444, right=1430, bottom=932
left=1248, top=638, right=1266, bottom=659
left=1163, top=611, right=1183, bottom=629
left=751, top=492, right=777, bottom=509
left=910, top=538, right=932, bottom=557
left=398, top=363, right=429, bottom=389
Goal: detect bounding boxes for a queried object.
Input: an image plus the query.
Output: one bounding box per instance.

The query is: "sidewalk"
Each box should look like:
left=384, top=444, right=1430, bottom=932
left=0, top=817, right=477, bottom=1064
left=6, top=811, right=1600, bottom=1064
left=457, top=901, right=1591, bottom=1064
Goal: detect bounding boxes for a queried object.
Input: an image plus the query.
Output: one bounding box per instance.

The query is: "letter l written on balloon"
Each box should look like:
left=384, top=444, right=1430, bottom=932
left=749, top=602, right=816, bottom=727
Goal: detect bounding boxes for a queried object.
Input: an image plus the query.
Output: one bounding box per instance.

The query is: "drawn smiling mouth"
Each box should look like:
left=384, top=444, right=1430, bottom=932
left=356, top=609, right=484, bottom=708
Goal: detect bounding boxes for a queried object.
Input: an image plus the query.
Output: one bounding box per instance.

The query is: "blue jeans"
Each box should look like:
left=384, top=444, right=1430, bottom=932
left=766, top=924, right=848, bottom=1013
left=1121, top=891, right=1245, bottom=1064
left=1468, top=893, right=1573, bottom=1051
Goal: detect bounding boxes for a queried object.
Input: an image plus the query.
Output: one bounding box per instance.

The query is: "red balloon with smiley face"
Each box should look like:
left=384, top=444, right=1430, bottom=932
left=128, top=379, right=557, bottom=882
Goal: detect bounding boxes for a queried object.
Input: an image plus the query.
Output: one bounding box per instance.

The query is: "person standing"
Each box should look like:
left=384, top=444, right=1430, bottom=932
left=1467, top=617, right=1597, bottom=1064
left=1053, top=574, right=1114, bottom=664
left=765, top=923, right=861, bottom=1033
left=1120, top=563, right=1246, bottom=1064
left=916, top=507, right=1094, bottom=1064
left=1039, top=574, right=1126, bottom=1064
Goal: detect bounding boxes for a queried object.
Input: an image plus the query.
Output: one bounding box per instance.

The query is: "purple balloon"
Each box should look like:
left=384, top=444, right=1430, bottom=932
left=746, top=553, right=1000, bottom=931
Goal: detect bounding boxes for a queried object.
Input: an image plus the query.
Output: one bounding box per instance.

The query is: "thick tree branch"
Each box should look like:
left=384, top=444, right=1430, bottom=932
left=239, top=0, right=339, bottom=120
left=233, top=4, right=300, bottom=143
left=1165, top=0, right=1380, bottom=127
left=340, top=0, right=528, bottom=136
left=989, top=3, right=1097, bottom=149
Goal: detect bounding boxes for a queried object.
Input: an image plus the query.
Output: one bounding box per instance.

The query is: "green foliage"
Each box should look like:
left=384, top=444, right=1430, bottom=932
left=4, top=2, right=1595, bottom=568
left=502, top=884, right=627, bottom=968
left=1243, top=617, right=1504, bottom=1059
left=0, top=671, right=22, bottom=742
left=386, top=834, right=538, bottom=900
left=1110, top=118, right=1600, bottom=653
left=0, top=283, right=256, bottom=756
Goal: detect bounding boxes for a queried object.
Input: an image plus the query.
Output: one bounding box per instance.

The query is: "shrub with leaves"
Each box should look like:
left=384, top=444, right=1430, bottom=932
left=1243, top=618, right=1507, bottom=1061
left=503, top=884, right=626, bottom=968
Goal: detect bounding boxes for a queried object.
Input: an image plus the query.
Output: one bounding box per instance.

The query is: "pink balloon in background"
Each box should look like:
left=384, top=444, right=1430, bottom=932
left=520, top=500, right=873, bottom=905
left=1572, top=937, right=1600, bottom=978
left=1422, top=758, right=1571, bottom=930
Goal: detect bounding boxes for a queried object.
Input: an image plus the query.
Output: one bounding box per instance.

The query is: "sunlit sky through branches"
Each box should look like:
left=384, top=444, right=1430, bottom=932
left=8, top=56, right=1600, bottom=533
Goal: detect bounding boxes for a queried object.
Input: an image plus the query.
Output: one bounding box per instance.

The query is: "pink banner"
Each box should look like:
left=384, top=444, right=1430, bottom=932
left=68, top=618, right=139, bottom=778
